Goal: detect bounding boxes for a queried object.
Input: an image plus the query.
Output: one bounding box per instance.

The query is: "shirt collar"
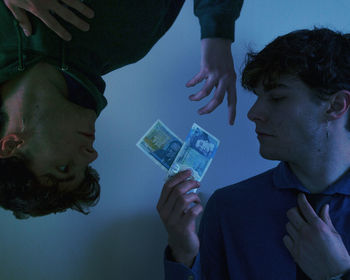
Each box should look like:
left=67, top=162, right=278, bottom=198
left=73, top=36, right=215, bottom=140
left=273, top=161, right=350, bottom=195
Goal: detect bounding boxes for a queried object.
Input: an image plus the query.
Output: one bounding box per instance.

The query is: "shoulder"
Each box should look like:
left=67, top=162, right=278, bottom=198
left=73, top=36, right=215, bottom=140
left=208, top=166, right=277, bottom=208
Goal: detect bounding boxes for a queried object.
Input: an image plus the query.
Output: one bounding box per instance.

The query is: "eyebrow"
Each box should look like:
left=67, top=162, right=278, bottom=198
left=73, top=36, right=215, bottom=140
left=267, top=83, right=290, bottom=91
left=253, top=83, right=290, bottom=95
left=273, top=83, right=289, bottom=89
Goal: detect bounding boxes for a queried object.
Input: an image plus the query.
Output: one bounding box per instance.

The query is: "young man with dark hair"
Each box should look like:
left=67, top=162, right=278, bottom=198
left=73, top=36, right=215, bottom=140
left=157, top=28, right=350, bottom=279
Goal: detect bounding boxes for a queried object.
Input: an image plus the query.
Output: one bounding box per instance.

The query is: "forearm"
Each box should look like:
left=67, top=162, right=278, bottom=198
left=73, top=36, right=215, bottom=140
left=201, top=38, right=232, bottom=51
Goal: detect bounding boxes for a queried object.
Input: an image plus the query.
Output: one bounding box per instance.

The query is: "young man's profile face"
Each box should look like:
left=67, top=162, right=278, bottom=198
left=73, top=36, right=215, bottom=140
left=0, top=62, right=99, bottom=190
left=247, top=75, right=328, bottom=163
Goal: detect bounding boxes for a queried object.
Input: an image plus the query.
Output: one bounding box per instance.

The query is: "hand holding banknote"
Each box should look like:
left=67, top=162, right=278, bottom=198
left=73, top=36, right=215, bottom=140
left=139, top=121, right=218, bottom=268
left=157, top=170, right=203, bottom=268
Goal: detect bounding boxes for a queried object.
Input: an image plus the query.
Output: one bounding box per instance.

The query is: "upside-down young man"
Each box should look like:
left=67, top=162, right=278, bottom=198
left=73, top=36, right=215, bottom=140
left=0, top=0, right=243, bottom=218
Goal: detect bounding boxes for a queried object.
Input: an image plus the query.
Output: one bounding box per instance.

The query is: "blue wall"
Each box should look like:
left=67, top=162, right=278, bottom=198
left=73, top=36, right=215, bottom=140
left=0, top=0, right=349, bottom=279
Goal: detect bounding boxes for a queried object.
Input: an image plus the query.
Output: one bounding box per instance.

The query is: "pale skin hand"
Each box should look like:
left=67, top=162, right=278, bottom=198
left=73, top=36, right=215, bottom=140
left=3, top=0, right=95, bottom=41
left=157, top=170, right=203, bottom=268
left=283, top=193, right=350, bottom=280
left=187, top=38, right=237, bottom=125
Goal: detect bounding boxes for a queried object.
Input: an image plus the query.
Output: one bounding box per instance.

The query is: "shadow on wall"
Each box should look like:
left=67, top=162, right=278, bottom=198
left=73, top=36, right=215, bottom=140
left=78, top=192, right=209, bottom=280
left=78, top=214, right=167, bottom=279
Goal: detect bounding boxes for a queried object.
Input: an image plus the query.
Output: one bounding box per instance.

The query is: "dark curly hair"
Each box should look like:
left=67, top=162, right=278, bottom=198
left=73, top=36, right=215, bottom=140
left=0, top=95, right=101, bottom=220
left=241, top=27, right=350, bottom=101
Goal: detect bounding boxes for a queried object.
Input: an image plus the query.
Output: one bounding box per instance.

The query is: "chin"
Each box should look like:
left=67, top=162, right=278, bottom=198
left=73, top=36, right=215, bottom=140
left=259, top=148, right=282, bottom=161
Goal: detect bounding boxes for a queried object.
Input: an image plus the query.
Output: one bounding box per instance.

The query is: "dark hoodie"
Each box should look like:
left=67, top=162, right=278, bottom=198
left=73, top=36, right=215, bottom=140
left=0, top=0, right=243, bottom=117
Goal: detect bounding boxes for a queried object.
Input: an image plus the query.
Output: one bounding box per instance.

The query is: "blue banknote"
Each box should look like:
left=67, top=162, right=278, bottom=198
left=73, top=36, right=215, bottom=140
left=168, top=123, right=220, bottom=184
left=137, top=120, right=183, bottom=171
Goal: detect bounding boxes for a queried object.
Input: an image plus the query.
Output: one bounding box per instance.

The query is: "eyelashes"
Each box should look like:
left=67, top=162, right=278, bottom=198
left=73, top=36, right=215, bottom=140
left=58, top=166, right=68, bottom=173
left=270, top=97, right=285, bottom=102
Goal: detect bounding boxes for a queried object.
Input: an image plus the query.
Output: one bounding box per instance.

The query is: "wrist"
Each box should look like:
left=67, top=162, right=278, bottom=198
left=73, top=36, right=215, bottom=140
left=169, top=246, right=196, bottom=268
left=201, top=37, right=232, bottom=48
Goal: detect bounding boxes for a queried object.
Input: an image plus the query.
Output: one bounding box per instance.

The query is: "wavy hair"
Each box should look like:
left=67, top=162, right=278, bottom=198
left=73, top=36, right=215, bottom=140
left=0, top=92, right=101, bottom=219
left=241, top=27, right=350, bottom=100
left=0, top=154, right=101, bottom=219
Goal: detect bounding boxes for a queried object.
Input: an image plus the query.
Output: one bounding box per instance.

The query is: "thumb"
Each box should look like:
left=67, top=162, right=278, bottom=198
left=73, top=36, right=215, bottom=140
left=8, top=6, right=32, bottom=36
left=320, top=204, right=337, bottom=232
left=186, top=71, right=206, bottom=87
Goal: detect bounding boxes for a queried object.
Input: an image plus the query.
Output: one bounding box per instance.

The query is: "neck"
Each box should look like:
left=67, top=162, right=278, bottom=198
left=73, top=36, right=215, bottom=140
left=0, top=62, right=46, bottom=138
left=288, top=137, right=350, bottom=193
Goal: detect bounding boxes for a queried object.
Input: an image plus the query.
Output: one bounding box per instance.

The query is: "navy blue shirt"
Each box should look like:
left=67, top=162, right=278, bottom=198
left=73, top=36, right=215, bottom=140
left=164, top=162, right=350, bottom=279
left=60, top=71, right=99, bottom=114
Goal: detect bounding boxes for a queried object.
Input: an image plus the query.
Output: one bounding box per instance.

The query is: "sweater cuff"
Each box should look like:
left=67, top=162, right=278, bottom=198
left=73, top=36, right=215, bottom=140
left=343, top=269, right=350, bottom=280
left=198, top=13, right=236, bottom=41
left=164, top=246, right=197, bottom=280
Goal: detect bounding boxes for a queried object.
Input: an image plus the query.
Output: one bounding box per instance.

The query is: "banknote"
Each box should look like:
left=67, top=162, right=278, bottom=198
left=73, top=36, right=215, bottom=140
left=168, top=123, right=220, bottom=190
left=136, top=120, right=183, bottom=171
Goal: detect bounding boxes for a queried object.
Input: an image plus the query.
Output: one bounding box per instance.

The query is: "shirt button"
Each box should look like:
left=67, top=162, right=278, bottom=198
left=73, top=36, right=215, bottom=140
left=188, top=276, right=194, bottom=280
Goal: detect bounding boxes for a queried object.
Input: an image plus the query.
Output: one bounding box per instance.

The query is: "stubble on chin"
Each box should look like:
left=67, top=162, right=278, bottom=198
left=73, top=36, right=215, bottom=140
left=259, top=146, right=281, bottom=161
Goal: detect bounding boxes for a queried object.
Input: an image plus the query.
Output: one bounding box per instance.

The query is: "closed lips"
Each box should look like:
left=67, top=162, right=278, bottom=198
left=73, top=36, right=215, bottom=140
left=256, top=130, right=273, bottom=136
left=79, top=132, right=95, bottom=140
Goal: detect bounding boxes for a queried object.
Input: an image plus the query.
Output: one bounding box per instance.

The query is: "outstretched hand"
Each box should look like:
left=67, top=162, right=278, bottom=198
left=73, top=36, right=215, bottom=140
left=283, top=193, right=350, bottom=280
left=3, top=0, right=95, bottom=41
left=187, top=38, right=237, bottom=125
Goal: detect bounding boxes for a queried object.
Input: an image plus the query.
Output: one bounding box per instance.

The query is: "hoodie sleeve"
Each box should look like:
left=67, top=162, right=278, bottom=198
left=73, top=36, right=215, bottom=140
left=194, top=0, right=244, bottom=41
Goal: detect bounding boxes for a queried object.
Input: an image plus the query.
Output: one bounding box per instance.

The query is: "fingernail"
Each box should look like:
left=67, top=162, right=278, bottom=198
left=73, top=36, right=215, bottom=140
left=23, top=29, right=30, bottom=37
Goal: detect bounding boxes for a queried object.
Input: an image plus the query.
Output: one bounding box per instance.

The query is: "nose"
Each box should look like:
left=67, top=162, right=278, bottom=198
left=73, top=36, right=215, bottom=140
left=81, top=146, right=98, bottom=163
left=247, top=99, right=267, bottom=123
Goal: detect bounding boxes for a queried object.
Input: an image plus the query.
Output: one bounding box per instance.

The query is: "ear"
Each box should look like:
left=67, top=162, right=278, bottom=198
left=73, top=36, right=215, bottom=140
left=326, top=90, right=350, bottom=120
left=0, top=134, right=25, bottom=158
